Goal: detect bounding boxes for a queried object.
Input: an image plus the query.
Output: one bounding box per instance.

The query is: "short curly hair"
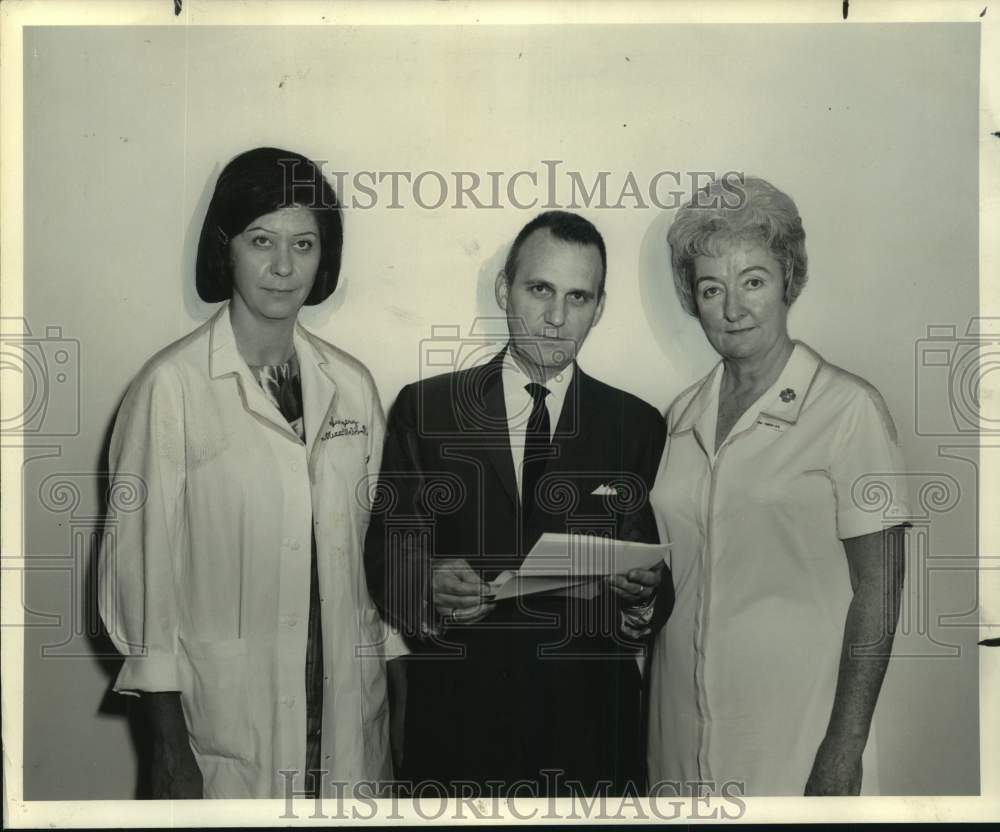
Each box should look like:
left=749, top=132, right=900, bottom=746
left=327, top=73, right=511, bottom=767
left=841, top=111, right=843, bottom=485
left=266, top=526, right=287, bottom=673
left=666, top=175, right=808, bottom=316
left=196, top=147, right=343, bottom=305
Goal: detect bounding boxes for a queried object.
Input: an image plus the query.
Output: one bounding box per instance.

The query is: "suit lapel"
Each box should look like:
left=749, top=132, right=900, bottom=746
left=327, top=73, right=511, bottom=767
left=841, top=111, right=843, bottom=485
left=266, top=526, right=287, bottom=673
left=477, top=351, right=519, bottom=508
left=551, top=363, right=583, bottom=444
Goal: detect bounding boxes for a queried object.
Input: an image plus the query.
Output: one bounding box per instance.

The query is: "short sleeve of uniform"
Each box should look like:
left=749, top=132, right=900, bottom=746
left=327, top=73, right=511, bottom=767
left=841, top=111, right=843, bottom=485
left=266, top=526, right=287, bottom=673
left=830, top=384, right=909, bottom=540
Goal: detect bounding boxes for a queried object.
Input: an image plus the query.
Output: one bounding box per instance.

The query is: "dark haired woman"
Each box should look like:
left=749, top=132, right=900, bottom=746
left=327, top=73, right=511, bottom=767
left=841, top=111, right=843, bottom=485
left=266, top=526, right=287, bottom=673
left=99, top=148, right=391, bottom=798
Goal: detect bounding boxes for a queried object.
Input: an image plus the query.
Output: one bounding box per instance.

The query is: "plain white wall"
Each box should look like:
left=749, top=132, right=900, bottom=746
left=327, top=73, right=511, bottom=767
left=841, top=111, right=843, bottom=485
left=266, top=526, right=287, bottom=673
left=21, top=23, right=979, bottom=797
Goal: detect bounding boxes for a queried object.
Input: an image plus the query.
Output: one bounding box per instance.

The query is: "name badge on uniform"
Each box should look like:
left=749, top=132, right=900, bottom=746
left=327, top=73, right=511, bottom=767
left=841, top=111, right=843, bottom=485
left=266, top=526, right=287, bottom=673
left=320, top=417, right=369, bottom=442
left=757, top=417, right=786, bottom=432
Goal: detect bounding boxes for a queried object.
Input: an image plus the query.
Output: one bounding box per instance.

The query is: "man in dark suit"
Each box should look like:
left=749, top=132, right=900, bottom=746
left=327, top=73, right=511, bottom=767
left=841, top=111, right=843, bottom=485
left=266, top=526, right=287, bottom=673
left=365, top=211, right=670, bottom=796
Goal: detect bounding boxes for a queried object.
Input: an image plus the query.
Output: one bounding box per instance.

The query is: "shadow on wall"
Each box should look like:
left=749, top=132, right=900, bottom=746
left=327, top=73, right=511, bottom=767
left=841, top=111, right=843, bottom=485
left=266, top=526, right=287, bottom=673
left=637, top=208, right=717, bottom=400
left=88, top=400, right=153, bottom=799
left=473, top=242, right=516, bottom=348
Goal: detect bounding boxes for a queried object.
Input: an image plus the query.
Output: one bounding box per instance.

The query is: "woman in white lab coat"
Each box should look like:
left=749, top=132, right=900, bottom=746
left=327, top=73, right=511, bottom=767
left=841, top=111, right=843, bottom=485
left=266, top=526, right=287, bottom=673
left=99, top=147, right=391, bottom=798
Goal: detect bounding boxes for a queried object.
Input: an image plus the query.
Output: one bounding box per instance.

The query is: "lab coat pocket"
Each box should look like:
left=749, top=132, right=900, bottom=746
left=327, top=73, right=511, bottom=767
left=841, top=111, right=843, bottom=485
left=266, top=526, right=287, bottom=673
left=178, top=635, right=254, bottom=763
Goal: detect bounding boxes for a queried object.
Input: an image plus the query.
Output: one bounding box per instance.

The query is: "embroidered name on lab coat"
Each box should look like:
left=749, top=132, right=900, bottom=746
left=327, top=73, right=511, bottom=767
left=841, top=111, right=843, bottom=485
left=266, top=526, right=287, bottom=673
left=320, top=417, right=369, bottom=441
left=757, top=417, right=786, bottom=432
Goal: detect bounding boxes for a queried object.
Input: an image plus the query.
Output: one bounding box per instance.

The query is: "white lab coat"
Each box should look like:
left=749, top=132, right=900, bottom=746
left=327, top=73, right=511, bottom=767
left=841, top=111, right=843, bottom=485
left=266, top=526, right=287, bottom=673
left=98, top=302, right=391, bottom=797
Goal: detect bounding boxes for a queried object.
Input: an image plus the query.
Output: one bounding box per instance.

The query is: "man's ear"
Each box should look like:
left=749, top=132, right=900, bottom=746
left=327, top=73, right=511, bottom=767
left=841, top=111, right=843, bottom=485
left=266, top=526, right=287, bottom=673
left=592, top=291, right=607, bottom=328
left=495, top=270, right=510, bottom=311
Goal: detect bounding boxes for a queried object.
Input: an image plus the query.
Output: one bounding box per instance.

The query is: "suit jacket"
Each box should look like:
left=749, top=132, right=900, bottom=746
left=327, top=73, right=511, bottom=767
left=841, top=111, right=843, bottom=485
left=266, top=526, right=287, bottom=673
left=364, top=349, right=670, bottom=793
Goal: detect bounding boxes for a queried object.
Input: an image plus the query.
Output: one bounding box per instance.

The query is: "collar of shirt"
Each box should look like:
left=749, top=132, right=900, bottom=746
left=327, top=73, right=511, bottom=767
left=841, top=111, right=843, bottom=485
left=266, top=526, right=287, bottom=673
left=673, top=341, right=822, bottom=458
left=500, top=351, right=575, bottom=491
left=500, top=352, right=575, bottom=438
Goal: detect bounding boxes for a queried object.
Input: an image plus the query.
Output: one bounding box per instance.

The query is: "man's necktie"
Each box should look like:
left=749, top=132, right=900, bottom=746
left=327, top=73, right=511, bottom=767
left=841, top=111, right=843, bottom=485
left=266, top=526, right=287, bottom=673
left=522, top=382, right=551, bottom=524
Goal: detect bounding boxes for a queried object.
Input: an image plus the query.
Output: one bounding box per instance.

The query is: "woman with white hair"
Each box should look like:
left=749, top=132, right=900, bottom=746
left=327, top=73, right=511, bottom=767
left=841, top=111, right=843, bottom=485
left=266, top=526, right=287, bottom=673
left=647, top=176, right=908, bottom=795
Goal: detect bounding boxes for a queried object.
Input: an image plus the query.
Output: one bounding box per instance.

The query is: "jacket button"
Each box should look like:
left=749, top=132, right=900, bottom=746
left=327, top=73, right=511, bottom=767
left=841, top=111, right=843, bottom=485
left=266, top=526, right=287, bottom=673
left=290, top=540, right=301, bottom=551
left=282, top=614, right=299, bottom=627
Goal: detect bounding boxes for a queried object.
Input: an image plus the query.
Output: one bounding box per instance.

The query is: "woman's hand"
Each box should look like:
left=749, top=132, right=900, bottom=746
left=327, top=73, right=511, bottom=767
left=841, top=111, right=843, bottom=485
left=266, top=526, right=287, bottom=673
left=805, top=527, right=905, bottom=796
left=144, top=692, right=204, bottom=799
left=804, top=733, right=865, bottom=795
left=432, top=558, right=496, bottom=624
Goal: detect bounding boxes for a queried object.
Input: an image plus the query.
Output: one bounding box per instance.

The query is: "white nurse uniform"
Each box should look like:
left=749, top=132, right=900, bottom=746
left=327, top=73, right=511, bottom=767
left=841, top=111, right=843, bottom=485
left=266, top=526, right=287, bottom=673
left=647, top=342, right=908, bottom=795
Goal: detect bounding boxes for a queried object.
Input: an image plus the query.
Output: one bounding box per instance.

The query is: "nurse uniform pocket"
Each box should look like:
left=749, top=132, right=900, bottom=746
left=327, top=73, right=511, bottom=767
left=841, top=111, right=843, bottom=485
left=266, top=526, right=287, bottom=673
left=178, top=635, right=254, bottom=763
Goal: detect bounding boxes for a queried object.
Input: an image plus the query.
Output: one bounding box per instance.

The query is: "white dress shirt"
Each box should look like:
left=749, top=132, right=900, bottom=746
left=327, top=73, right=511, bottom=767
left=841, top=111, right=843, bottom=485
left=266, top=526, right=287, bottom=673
left=500, top=353, right=574, bottom=495
left=499, top=351, right=655, bottom=634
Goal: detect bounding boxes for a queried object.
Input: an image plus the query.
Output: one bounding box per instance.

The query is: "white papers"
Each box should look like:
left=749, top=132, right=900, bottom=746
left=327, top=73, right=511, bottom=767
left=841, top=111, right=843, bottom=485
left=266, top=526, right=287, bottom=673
left=486, top=533, right=669, bottom=602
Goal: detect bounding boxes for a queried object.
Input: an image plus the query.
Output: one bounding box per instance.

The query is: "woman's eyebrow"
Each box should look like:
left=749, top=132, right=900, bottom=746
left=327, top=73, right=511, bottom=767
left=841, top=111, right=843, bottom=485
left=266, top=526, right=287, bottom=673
left=243, top=226, right=317, bottom=236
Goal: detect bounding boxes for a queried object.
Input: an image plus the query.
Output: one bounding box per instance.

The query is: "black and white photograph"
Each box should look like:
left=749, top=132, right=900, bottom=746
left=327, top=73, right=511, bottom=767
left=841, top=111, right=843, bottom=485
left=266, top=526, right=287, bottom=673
left=1, top=0, right=996, bottom=825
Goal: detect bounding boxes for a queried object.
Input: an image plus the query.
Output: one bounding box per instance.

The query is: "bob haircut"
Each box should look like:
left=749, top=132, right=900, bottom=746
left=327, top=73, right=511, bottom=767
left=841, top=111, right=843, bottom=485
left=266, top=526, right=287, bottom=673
left=502, top=210, right=608, bottom=296
left=196, top=147, right=343, bottom=305
left=666, top=175, right=808, bottom=317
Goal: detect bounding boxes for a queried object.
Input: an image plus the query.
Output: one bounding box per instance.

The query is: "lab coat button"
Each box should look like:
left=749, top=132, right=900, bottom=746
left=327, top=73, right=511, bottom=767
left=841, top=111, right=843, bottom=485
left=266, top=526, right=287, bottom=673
left=282, top=614, right=299, bottom=627
left=290, top=540, right=301, bottom=551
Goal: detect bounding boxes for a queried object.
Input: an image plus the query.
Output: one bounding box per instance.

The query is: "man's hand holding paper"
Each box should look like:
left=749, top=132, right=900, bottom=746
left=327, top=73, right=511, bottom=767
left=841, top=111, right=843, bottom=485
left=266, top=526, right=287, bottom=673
left=432, top=557, right=497, bottom=623
left=607, top=561, right=664, bottom=607
left=486, top=533, right=670, bottom=603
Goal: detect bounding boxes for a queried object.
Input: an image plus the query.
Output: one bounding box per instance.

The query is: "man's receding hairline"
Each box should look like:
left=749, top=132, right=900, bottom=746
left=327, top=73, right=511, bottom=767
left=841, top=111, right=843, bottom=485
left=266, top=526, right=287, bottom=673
left=505, top=227, right=604, bottom=284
